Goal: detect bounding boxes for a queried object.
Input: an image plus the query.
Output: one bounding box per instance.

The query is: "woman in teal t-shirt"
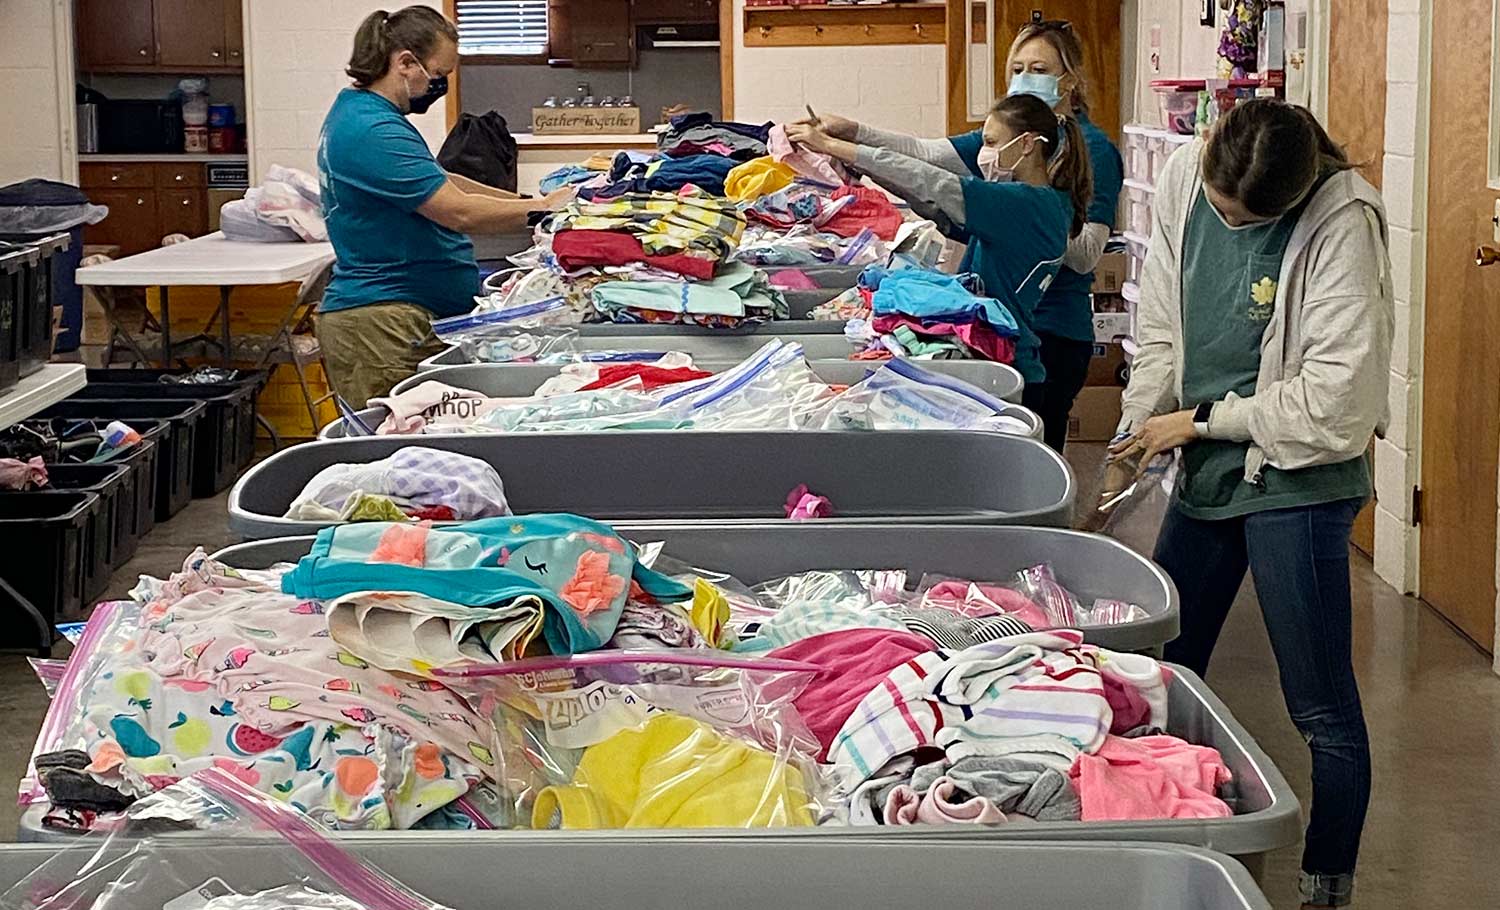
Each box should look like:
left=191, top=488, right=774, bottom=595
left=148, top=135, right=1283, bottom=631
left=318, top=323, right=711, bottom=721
left=1106, top=100, right=1392, bottom=910
left=786, top=93, right=1091, bottom=389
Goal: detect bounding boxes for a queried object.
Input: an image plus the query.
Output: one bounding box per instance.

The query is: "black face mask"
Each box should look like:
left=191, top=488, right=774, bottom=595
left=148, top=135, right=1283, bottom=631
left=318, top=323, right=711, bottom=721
left=408, top=75, right=448, bottom=115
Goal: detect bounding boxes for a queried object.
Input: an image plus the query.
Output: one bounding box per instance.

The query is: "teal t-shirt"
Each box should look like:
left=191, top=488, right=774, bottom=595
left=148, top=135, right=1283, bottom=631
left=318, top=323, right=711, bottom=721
left=318, top=88, right=478, bottom=317
left=1034, top=115, right=1122, bottom=342
left=1178, top=183, right=1370, bottom=519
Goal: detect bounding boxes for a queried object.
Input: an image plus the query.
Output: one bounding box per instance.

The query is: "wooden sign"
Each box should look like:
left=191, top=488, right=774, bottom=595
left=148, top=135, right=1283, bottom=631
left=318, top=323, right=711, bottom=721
left=531, top=107, right=642, bottom=135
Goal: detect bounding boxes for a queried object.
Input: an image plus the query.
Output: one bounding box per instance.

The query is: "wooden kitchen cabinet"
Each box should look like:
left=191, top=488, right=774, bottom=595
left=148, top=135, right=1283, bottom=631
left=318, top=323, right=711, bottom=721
left=85, top=189, right=160, bottom=256
left=570, top=0, right=634, bottom=65
left=631, top=0, right=717, bottom=25
left=158, top=190, right=207, bottom=238
left=77, top=0, right=244, bottom=73
left=78, top=0, right=156, bottom=68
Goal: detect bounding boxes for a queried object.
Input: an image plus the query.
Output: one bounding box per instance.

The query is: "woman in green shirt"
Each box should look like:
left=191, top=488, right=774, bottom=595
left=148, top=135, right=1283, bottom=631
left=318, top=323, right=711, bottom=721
left=1107, top=100, right=1392, bottom=910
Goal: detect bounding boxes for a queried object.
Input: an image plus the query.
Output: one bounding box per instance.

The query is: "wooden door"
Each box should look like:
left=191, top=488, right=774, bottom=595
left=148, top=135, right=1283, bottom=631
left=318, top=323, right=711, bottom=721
left=1324, top=0, right=1387, bottom=556
left=993, top=2, right=1122, bottom=139
left=155, top=0, right=229, bottom=68
left=224, top=0, right=244, bottom=67
left=78, top=0, right=156, bottom=68
left=1418, top=0, right=1500, bottom=649
left=85, top=190, right=159, bottom=256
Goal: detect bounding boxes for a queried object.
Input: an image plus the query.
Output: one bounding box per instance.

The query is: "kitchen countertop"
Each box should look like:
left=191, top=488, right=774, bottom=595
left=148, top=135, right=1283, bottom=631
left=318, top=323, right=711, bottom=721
left=79, top=153, right=249, bottom=163
left=513, top=132, right=660, bottom=148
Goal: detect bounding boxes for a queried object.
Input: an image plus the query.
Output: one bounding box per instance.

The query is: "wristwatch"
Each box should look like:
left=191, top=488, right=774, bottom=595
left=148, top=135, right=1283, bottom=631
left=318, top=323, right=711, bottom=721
left=1192, top=401, right=1214, bottom=438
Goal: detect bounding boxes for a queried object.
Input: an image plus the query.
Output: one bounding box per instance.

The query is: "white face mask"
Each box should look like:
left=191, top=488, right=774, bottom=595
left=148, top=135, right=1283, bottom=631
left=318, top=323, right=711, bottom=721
left=977, top=133, right=1044, bottom=182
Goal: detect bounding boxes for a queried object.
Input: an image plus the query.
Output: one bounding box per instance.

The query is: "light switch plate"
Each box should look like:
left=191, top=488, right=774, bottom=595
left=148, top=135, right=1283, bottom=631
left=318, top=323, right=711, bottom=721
left=1493, top=198, right=1500, bottom=243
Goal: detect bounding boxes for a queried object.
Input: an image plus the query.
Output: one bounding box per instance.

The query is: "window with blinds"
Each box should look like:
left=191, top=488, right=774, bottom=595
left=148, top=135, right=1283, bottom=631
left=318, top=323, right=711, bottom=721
left=455, top=0, right=549, bottom=56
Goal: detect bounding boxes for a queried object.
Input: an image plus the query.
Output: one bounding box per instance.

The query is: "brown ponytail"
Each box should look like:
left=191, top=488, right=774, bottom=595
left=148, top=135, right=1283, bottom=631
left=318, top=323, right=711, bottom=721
left=346, top=6, right=458, bottom=87
left=1202, top=98, right=1353, bottom=219
left=991, top=93, right=1094, bottom=237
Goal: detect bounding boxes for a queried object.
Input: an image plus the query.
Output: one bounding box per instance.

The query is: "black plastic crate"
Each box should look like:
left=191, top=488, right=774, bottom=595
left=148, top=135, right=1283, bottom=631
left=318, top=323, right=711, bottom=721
left=0, top=245, right=29, bottom=393
left=0, top=234, right=64, bottom=376
left=42, top=463, right=133, bottom=571
left=42, top=401, right=204, bottom=520
left=100, top=429, right=161, bottom=539
left=77, top=368, right=267, bottom=494
left=0, top=491, right=97, bottom=650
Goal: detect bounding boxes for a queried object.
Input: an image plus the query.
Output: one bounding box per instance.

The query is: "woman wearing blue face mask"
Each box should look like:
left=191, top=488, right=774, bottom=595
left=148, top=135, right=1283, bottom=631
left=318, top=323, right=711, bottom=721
left=786, top=94, right=1091, bottom=387
left=316, top=6, right=573, bottom=407
left=799, top=20, right=1120, bottom=451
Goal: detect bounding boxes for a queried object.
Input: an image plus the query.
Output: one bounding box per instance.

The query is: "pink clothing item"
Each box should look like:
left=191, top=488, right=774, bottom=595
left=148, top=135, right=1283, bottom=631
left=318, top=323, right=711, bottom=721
left=370, top=523, right=430, bottom=566
left=883, top=779, right=1006, bottom=826
left=769, top=269, right=819, bottom=290
left=784, top=484, right=833, bottom=520
left=369, top=381, right=510, bottom=435
left=870, top=314, right=1018, bottom=365
left=768, top=124, right=847, bottom=187
left=0, top=456, right=47, bottom=490
left=767, top=628, right=937, bottom=760
left=1069, top=734, right=1233, bottom=821
left=920, top=579, right=1051, bottom=630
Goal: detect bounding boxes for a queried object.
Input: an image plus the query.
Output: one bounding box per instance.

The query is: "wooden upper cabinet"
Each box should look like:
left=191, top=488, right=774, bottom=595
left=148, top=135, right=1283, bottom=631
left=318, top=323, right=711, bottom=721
left=154, top=0, right=229, bottom=68
left=571, top=0, right=633, bottom=66
left=224, top=0, right=244, bottom=66
left=631, top=0, right=717, bottom=25
left=78, top=0, right=157, bottom=68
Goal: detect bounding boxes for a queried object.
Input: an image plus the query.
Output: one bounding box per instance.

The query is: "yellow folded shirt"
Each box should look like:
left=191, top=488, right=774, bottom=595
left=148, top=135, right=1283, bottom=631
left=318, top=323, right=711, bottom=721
left=533, top=713, right=815, bottom=829
left=724, top=157, right=797, bottom=203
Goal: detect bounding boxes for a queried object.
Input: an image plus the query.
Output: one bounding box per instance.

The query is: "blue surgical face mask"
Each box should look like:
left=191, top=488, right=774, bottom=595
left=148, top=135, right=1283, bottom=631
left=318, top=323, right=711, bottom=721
left=1009, top=71, right=1065, bottom=109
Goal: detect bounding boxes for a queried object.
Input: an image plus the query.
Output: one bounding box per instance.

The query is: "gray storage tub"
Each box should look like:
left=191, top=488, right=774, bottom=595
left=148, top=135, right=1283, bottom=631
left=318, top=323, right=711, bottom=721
left=227, top=431, right=1074, bottom=538
left=0, top=839, right=1271, bottom=910
left=420, top=332, right=862, bottom=370
left=210, top=523, right=1175, bottom=652
left=318, top=360, right=1030, bottom=438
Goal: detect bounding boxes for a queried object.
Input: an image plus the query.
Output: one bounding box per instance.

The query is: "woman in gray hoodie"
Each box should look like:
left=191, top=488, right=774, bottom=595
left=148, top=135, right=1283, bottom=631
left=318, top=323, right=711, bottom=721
left=1106, top=99, right=1392, bottom=909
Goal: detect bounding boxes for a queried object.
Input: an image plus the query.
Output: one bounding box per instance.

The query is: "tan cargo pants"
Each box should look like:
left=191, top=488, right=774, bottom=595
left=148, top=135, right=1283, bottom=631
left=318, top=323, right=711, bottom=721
left=315, top=302, right=446, bottom=408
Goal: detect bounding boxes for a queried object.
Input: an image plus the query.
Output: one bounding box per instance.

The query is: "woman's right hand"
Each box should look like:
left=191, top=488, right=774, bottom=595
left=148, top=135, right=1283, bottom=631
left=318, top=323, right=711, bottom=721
left=794, top=112, right=857, bottom=141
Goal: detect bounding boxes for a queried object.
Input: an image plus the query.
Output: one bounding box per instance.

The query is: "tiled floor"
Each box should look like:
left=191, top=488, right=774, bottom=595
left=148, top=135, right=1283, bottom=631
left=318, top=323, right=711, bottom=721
left=1, top=444, right=1497, bottom=909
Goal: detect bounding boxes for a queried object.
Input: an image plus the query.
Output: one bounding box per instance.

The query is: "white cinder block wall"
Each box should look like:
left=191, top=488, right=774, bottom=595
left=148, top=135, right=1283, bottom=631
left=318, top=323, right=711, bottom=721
left=244, top=0, right=449, bottom=182
left=0, top=0, right=67, bottom=184
left=730, top=0, right=947, bottom=135
left=1372, top=0, right=1428, bottom=595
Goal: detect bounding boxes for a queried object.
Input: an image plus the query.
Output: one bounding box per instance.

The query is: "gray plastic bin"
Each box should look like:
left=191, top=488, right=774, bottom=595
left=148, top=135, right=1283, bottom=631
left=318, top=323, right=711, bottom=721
left=209, top=523, right=1175, bottom=652
left=0, top=839, right=1271, bottom=910
left=227, top=431, right=1074, bottom=538
left=420, top=332, right=863, bottom=370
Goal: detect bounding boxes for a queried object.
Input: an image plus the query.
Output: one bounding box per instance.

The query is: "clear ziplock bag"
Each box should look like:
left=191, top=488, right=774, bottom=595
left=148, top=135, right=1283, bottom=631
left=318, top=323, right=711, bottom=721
left=20, top=600, right=143, bottom=808
left=432, top=298, right=580, bottom=364
left=28, top=658, right=66, bottom=699
left=436, top=650, right=832, bottom=830
left=663, top=340, right=833, bottom=430
left=3, top=769, right=452, bottom=910
left=470, top=376, right=672, bottom=433
left=816, top=358, right=1030, bottom=433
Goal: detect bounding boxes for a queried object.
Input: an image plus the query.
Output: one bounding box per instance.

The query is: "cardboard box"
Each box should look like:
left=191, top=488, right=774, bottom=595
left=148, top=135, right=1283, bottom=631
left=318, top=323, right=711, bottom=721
left=1087, top=342, right=1127, bottom=387
left=1092, top=251, right=1127, bottom=294
left=1068, top=386, right=1124, bottom=442
left=1093, top=311, right=1132, bottom=344
left=532, top=106, right=641, bottom=135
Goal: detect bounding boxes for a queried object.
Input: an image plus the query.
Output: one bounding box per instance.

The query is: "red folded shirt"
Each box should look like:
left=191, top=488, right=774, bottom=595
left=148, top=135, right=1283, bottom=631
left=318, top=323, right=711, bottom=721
left=552, top=229, right=717, bottom=280
left=821, top=185, right=903, bottom=241
left=578, top=364, right=715, bottom=392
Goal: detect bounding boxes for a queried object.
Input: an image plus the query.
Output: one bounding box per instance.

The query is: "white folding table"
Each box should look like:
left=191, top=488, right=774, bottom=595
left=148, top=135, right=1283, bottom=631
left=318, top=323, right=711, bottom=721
left=73, top=233, right=335, bottom=367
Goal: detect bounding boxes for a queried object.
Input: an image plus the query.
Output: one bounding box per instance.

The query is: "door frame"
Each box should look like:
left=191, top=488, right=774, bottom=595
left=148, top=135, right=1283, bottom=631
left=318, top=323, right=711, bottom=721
left=52, top=0, right=79, bottom=185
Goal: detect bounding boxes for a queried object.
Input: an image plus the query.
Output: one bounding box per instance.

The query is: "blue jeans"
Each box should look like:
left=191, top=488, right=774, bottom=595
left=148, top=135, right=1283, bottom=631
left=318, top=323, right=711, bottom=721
left=1155, top=498, right=1371, bottom=888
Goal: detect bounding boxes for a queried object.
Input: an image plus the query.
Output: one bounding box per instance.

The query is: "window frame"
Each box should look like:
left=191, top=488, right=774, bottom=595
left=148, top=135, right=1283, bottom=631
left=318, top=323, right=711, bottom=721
left=453, top=0, right=553, bottom=65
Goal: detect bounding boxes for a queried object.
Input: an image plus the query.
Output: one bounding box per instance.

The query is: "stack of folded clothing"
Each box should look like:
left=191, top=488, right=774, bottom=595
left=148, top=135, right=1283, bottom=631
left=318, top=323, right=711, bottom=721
left=656, top=111, right=772, bottom=160
left=866, top=267, right=1021, bottom=363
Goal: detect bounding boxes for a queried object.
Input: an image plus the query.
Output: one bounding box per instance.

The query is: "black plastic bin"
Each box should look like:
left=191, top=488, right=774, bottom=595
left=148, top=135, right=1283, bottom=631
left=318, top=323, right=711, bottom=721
left=99, top=427, right=161, bottom=539
left=41, top=401, right=203, bottom=520
left=0, top=245, right=30, bottom=393
left=0, top=234, right=65, bottom=375
left=0, top=492, right=97, bottom=651
left=40, top=463, right=134, bottom=571
left=74, top=368, right=266, bottom=494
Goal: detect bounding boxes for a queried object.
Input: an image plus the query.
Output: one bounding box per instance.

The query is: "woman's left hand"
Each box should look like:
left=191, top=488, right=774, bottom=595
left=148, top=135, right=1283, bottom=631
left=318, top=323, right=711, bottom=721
left=1108, top=409, right=1200, bottom=471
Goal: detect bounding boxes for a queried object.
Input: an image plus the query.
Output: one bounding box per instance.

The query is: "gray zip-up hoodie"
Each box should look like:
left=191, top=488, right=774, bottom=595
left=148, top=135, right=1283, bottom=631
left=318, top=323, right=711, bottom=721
left=1119, top=140, right=1394, bottom=484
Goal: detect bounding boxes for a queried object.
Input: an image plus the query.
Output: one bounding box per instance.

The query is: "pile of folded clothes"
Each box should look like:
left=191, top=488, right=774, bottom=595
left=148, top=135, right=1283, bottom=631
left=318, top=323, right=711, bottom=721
left=826, top=266, right=1023, bottom=363
left=26, top=515, right=1218, bottom=837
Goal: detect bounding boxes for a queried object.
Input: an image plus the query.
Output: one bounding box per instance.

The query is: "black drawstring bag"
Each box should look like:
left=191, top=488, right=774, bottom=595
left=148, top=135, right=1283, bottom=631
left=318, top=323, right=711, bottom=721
left=437, top=111, right=519, bottom=193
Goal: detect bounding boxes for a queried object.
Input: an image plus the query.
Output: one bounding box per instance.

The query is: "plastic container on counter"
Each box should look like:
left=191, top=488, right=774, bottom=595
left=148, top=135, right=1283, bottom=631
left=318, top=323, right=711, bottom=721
left=0, top=491, right=97, bottom=652
left=41, top=400, right=207, bottom=520
left=73, top=369, right=267, bottom=495
left=1150, top=79, right=1205, bottom=135
left=0, top=839, right=1271, bottom=910
left=421, top=333, right=864, bottom=371
left=227, top=430, right=1075, bottom=539
left=0, top=234, right=66, bottom=376
left=0, top=244, right=33, bottom=392
left=213, top=522, right=1176, bottom=652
